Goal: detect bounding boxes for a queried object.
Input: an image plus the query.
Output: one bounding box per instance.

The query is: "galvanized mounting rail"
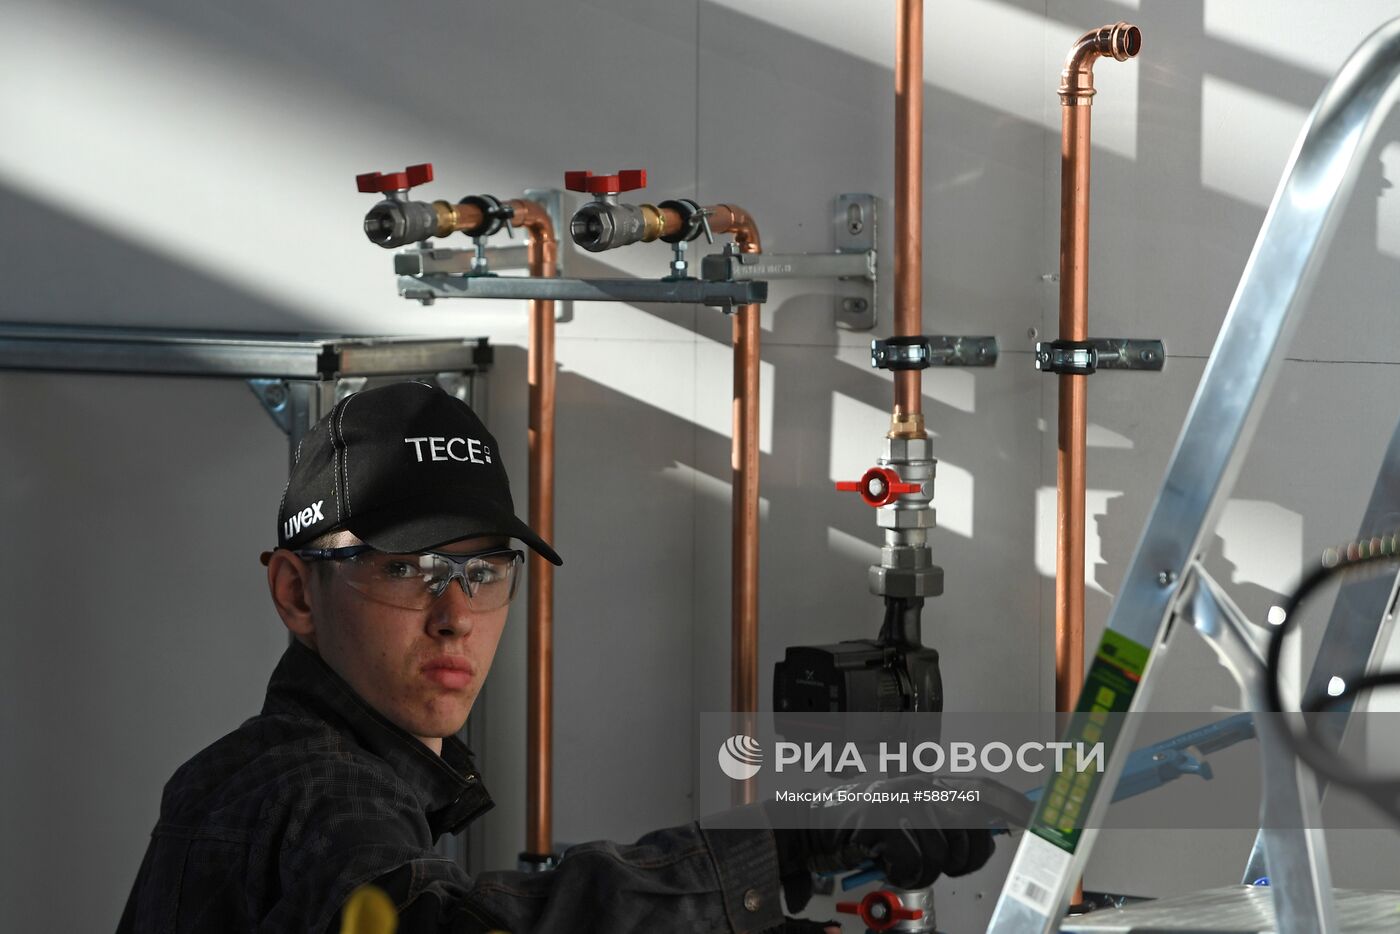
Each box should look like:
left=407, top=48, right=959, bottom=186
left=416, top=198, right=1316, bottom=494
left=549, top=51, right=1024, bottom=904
left=988, top=16, right=1400, bottom=934
left=0, top=324, right=490, bottom=463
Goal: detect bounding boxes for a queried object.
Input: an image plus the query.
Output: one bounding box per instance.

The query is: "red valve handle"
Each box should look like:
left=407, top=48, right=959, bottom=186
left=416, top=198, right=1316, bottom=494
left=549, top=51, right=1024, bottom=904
left=835, top=466, right=922, bottom=508
left=356, top=162, right=434, bottom=194
left=563, top=169, right=647, bottom=195
left=835, top=891, right=924, bottom=932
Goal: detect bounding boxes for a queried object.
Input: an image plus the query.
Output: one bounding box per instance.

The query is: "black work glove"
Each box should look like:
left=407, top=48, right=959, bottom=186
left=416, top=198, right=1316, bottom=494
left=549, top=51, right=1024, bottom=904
left=768, top=776, right=1031, bottom=913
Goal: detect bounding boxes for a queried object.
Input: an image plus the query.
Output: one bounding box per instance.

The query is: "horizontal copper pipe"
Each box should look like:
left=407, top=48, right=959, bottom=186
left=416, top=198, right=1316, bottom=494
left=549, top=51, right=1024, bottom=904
left=648, top=202, right=763, bottom=253
left=510, top=197, right=559, bottom=859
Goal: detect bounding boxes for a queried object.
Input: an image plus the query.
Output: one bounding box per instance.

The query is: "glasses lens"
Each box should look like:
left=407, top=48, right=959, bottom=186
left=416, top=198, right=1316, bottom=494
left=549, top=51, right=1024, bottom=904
left=338, top=550, right=522, bottom=611
left=455, top=551, right=522, bottom=610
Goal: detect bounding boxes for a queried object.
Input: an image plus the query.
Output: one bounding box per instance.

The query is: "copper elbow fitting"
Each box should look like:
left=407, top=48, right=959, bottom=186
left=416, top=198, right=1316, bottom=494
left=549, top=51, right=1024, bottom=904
left=1060, top=22, right=1142, bottom=104
left=708, top=204, right=761, bottom=253
left=508, top=199, right=557, bottom=244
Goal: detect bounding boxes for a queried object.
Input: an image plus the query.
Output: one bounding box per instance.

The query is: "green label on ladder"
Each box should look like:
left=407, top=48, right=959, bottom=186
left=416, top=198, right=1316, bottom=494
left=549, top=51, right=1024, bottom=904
left=1030, top=629, right=1149, bottom=853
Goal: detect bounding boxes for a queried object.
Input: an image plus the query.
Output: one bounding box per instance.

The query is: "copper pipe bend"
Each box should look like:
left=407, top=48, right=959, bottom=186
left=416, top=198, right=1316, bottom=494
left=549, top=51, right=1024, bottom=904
left=708, top=204, right=762, bottom=254
left=1061, top=22, right=1142, bottom=104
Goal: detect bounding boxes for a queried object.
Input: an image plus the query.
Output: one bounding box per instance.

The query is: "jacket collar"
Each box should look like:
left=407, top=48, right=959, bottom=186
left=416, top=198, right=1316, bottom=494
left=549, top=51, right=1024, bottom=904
left=263, top=640, right=494, bottom=839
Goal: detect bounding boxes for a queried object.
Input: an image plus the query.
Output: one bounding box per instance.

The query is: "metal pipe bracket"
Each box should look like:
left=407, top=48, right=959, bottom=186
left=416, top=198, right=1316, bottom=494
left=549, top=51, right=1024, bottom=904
left=1034, top=338, right=1164, bottom=375
left=872, top=335, right=999, bottom=369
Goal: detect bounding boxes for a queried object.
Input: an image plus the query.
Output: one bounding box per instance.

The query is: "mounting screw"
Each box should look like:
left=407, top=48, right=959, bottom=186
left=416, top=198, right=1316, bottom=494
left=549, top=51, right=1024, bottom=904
left=1141, top=348, right=1158, bottom=363
left=1028, top=327, right=1039, bottom=340
left=848, top=219, right=864, bottom=234
left=844, top=297, right=869, bottom=314
left=264, top=382, right=287, bottom=409
left=1157, top=570, right=1178, bottom=586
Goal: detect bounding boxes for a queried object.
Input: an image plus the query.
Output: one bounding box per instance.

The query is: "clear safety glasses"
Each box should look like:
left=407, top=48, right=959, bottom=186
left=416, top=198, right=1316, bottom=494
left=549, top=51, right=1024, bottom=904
left=294, top=545, right=525, bottom=611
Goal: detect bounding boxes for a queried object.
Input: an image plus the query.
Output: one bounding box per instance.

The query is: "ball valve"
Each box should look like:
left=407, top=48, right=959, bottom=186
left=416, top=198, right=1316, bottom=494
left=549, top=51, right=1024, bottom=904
left=836, top=466, right=923, bottom=508
left=356, top=161, right=513, bottom=249
left=835, top=889, right=927, bottom=932
left=565, top=168, right=711, bottom=253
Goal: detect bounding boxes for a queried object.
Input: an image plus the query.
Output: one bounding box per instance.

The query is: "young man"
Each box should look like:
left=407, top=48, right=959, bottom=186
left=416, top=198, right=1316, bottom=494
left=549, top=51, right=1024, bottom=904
left=118, top=381, right=1004, bottom=933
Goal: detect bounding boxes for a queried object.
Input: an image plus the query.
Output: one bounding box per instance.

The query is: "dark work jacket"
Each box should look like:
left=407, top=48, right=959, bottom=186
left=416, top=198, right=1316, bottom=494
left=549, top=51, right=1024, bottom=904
left=117, top=640, right=784, bottom=933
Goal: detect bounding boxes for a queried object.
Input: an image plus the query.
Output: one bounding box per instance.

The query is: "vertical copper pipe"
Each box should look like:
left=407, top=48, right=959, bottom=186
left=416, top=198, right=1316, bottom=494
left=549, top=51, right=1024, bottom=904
left=511, top=199, right=558, bottom=858
left=1055, top=24, right=1139, bottom=906
left=708, top=205, right=762, bottom=805
left=1055, top=80, right=1092, bottom=720
left=732, top=301, right=759, bottom=805
left=1053, top=19, right=1140, bottom=713
left=893, top=0, right=924, bottom=438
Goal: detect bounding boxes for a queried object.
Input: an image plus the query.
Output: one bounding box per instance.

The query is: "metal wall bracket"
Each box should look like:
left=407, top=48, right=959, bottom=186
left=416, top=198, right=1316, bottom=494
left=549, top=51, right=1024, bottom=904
left=398, top=274, right=766, bottom=311
left=248, top=378, right=296, bottom=437
left=1034, top=338, right=1164, bottom=375
left=836, top=193, right=877, bottom=330
left=697, top=192, right=878, bottom=330
left=872, top=335, right=999, bottom=369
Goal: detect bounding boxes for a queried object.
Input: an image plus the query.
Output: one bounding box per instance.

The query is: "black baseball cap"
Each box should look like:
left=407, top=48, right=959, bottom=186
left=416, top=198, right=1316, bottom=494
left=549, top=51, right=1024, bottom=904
left=275, top=381, right=561, bottom=565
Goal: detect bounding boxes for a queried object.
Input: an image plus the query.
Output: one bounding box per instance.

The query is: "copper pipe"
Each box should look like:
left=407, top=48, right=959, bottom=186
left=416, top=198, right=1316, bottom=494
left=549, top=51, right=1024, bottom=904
left=576, top=196, right=762, bottom=800
left=707, top=205, right=762, bottom=805
left=510, top=197, right=559, bottom=858
left=892, top=0, right=924, bottom=439
left=1053, top=20, right=1139, bottom=715
left=1055, top=29, right=1139, bottom=903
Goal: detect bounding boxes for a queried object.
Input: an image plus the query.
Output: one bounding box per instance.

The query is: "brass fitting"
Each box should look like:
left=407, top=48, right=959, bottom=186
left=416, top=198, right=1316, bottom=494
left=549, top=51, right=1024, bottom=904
left=888, top=412, right=926, bottom=439
left=431, top=201, right=487, bottom=238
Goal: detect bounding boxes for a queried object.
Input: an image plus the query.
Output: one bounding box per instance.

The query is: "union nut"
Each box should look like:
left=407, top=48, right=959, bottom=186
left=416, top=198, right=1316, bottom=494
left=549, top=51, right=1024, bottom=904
left=881, top=436, right=934, bottom=465
left=876, top=506, right=939, bottom=531
left=868, top=564, right=945, bottom=598
left=880, top=543, right=935, bottom=569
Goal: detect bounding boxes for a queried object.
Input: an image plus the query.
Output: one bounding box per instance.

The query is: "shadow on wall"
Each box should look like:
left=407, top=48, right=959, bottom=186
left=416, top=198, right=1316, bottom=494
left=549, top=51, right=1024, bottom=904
left=0, top=185, right=309, bottom=331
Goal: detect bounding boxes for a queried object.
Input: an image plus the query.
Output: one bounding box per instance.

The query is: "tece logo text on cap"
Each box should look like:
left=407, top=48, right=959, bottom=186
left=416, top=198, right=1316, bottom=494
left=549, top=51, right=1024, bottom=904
left=403, top=436, right=492, bottom=465
left=285, top=500, right=325, bottom=539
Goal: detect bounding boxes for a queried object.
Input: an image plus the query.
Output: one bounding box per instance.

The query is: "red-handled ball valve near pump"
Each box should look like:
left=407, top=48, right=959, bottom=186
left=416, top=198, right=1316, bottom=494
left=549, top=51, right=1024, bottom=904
left=836, top=465, right=924, bottom=508
left=835, top=889, right=926, bottom=932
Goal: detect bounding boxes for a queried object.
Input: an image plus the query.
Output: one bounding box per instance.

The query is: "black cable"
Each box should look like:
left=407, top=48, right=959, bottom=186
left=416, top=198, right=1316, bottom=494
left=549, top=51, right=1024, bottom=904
left=1263, top=533, right=1400, bottom=824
